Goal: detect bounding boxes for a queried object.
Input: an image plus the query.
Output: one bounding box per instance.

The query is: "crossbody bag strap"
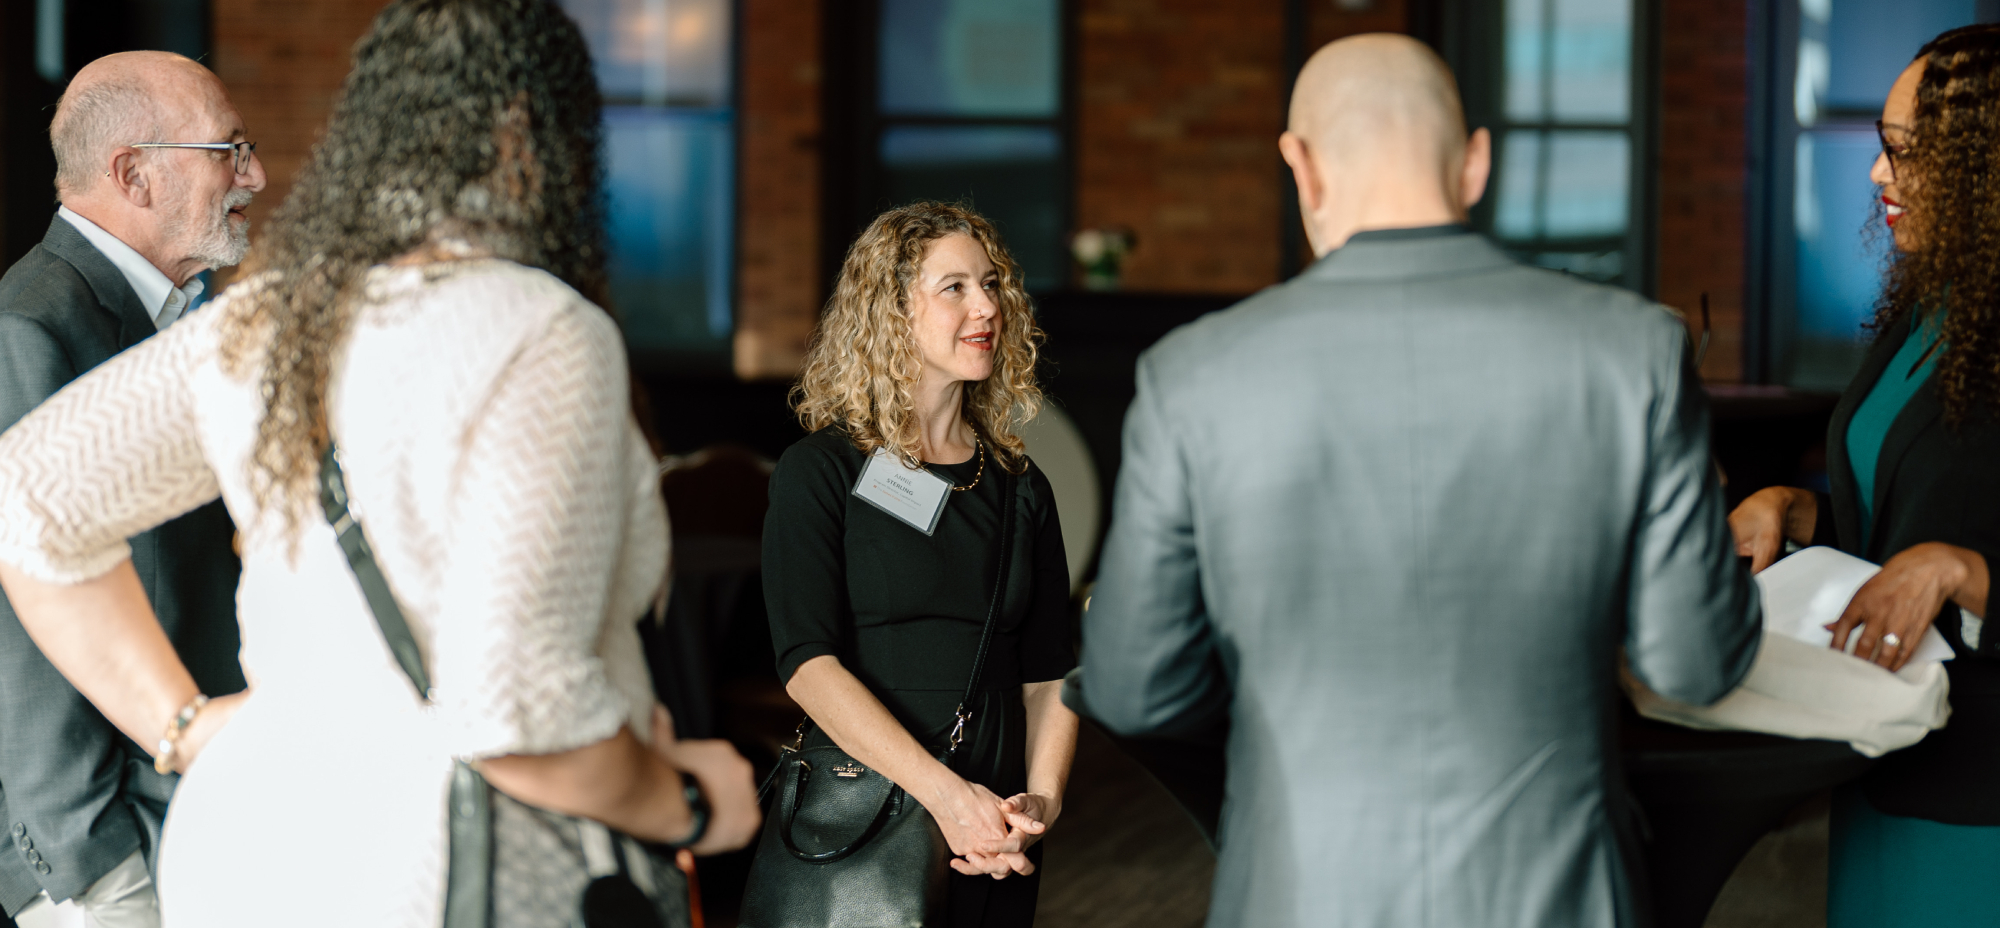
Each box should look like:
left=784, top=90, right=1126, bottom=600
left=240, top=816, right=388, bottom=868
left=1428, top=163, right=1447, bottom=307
left=319, top=443, right=432, bottom=697
left=318, top=442, right=493, bottom=928
left=944, top=466, right=1018, bottom=759
left=773, top=461, right=1020, bottom=765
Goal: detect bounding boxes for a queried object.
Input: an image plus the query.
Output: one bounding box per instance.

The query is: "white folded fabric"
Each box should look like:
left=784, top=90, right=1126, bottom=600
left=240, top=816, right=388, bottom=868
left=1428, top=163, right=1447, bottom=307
left=1625, top=546, right=1953, bottom=757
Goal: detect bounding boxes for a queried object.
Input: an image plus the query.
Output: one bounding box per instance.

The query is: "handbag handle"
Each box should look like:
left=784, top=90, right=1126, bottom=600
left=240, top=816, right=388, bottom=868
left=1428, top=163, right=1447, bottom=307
left=774, top=760, right=900, bottom=864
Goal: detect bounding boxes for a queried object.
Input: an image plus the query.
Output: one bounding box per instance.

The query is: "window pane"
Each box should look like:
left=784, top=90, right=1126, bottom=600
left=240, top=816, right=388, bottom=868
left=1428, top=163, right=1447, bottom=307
left=1550, top=0, right=1630, bottom=122
left=604, top=108, right=734, bottom=350
left=1495, top=130, right=1544, bottom=239
left=1504, top=0, right=1547, bottom=121
left=879, top=125, right=1064, bottom=289
left=1790, top=129, right=1888, bottom=387
left=1491, top=130, right=1628, bottom=241
left=563, top=0, right=731, bottom=106
left=878, top=0, right=1059, bottom=117
left=1504, top=0, right=1544, bottom=121
left=1825, top=0, right=1980, bottom=113
left=1543, top=131, right=1628, bottom=236
left=1506, top=0, right=1631, bottom=123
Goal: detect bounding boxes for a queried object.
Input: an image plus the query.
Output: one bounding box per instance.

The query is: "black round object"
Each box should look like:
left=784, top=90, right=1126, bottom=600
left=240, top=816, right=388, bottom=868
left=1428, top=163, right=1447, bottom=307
left=576, top=875, right=664, bottom=928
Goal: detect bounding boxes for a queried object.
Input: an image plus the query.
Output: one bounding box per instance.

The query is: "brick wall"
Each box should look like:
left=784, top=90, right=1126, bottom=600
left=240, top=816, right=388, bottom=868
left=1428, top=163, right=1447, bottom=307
left=1069, top=0, right=1413, bottom=296
left=1657, top=0, right=1749, bottom=382
left=197, top=0, right=1744, bottom=381
left=1309, top=1, right=1412, bottom=59
left=210, top=0, right=391, bottom=269
left=1073, top=0, right=1289, bottom=294
left=733, top=0, right=822, bottom=380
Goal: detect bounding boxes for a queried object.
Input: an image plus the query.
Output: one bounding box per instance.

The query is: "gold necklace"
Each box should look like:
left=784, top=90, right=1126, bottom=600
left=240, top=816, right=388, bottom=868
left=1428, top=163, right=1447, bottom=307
left=949, top=440, right=985, bottom=492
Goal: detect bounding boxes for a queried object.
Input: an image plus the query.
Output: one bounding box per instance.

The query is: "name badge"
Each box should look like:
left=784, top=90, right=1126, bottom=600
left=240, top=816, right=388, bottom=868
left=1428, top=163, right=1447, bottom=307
left=852, top=448, right=952, bottom=535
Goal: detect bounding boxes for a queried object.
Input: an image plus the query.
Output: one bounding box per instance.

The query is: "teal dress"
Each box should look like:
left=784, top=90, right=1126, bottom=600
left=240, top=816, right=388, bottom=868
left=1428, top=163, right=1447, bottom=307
left=1827, top=309, right=2000, bottom=926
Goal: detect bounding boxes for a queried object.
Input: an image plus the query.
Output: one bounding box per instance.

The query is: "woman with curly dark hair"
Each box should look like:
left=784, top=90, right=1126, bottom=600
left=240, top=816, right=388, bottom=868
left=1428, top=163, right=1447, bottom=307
left=0, top=1, right=759, bottom=925
left=1730, top=24, right=2000, bottom=924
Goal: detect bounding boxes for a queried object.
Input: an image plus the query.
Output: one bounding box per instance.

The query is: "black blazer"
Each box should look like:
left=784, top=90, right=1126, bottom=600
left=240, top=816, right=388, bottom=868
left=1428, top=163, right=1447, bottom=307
left=0, top=215, right=245, bottom=913
left=1816, top=310, right=2000, bottom=823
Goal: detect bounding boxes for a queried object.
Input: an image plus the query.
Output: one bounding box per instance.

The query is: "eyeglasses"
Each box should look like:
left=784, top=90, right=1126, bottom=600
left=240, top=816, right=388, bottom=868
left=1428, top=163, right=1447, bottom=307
left=1875, top=121, right=1914, bottom=180
left=129, top=141, right=258, bottom=175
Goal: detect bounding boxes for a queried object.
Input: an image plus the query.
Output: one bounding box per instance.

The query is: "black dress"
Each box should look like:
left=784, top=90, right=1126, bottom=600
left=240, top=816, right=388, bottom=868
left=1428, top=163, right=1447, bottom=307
left=762, top=427, right=1076, bottom=927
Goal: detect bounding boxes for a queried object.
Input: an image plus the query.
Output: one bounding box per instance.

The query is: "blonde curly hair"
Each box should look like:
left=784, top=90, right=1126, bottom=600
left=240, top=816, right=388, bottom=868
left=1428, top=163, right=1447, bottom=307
left=793, top=202, right=1044, bottom=473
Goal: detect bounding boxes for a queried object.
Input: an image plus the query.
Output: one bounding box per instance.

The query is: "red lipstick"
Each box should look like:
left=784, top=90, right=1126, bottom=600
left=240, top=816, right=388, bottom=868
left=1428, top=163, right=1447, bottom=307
left=961, top=331, right=994, bottom=351
left=1884, top=195, right=1905, bottom=228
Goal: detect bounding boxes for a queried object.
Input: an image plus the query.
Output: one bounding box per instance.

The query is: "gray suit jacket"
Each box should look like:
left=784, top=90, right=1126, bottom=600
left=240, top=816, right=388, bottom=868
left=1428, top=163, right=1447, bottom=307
left=1078, top=227, right=1760, bottom=928
left=0, top=215, right=244, bottom=914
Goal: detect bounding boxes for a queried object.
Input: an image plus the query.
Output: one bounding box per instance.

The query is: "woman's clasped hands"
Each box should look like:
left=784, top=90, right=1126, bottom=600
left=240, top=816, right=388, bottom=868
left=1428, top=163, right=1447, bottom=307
left=926, top=775, right=1059, bottom=879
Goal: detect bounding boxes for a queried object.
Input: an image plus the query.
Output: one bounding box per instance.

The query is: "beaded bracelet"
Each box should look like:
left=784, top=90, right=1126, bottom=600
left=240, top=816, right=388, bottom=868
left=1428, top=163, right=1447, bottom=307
left=154, top=694, right=210, bottom=775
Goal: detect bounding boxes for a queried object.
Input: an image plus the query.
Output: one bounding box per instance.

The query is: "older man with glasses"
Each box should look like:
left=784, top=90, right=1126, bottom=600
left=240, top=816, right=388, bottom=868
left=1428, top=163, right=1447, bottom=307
left=0, top=50, right=262, bottom=928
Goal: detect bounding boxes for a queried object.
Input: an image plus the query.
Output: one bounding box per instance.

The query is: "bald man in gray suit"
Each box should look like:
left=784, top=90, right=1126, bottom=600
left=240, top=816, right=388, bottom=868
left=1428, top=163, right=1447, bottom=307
left=1074, top=35, right=1760, bottom=928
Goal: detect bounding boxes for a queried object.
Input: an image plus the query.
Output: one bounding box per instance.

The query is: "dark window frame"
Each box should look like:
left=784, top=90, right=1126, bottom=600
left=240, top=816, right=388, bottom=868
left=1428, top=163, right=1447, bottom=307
left=565, top=0, right=745, bottom=373
left=820, top=0, right=1076, bottom=296
left=1417, top=0, right=1662, bottom=297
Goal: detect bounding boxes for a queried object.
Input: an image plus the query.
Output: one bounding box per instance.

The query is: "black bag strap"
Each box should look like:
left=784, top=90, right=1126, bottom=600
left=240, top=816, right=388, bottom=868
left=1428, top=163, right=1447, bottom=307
left=319, top=443, right=432, bottom=698
left=944, top=465, right=1018, bottom=759
left=777, top=459, right=1022, bottom=766
left=319, top=442, right=493, bottom=928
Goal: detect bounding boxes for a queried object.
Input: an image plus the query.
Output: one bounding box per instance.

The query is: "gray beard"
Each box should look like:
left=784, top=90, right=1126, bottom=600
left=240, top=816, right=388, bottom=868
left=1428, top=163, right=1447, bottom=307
left=189, top=216, right=251, bottom=270
left=167, top=189, right=254, bottom=270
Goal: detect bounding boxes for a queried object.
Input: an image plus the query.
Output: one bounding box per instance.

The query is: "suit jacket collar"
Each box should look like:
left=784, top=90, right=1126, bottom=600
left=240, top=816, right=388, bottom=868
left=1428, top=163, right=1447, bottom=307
left=38, top=213, right=159, bottom=350
left=1299, top=227, right=1518, bottom=284
left=1825, top=312, right=1943, bottom=556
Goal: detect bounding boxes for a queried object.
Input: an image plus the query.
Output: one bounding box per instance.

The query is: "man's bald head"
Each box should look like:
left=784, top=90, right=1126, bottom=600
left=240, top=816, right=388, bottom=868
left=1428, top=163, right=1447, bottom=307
left=1278, top=34, right=1489, bottom=254
left=46, top=51, right=263, bottom=285
left=52, top=52, right=226, bottom=196
left=1289, top=34, right=1468, bottom=174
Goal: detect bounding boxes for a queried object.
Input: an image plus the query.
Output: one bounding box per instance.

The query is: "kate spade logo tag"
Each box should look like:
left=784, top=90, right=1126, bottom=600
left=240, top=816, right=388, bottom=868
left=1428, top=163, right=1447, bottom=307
left=831, top=762, right=865, bottom=778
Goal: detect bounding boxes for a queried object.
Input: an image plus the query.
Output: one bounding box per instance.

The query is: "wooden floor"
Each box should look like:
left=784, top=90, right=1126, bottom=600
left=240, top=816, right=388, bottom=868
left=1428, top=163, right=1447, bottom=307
left=1703, top=796, right=1829, bottom=928
left=1034, top=724, right=1216, bottom=928
left=710, top=723, right=1826, bottom=928
left=1030, top=725, right=1832, bottom=928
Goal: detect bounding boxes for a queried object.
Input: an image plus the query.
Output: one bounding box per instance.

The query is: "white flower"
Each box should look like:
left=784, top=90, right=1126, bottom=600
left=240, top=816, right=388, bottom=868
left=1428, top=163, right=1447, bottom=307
left=1072, top=229, right=1107, bottom=264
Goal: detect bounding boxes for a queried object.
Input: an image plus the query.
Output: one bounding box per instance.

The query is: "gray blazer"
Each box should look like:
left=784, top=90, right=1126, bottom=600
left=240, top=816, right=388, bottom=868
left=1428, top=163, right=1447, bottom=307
left=0, top=215, right=244, bottom=914
left=1077, top=227, right=1760, bottom=928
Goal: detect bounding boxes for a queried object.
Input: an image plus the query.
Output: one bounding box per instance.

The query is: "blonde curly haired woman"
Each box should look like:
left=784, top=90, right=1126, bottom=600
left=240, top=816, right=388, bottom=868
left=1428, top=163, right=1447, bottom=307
left=752, top=202, right=1079, bottom=926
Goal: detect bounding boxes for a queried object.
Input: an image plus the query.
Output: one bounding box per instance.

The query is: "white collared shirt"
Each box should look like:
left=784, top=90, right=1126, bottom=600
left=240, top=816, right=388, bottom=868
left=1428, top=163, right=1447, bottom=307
left=56, top=205, right=205, bottom=330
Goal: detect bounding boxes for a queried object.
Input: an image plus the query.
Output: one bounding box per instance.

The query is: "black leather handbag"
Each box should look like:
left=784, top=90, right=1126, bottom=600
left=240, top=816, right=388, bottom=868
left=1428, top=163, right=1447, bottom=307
left=320, top=444, right=692, bottom=928
left=737, top=468, right=1018, bottom=928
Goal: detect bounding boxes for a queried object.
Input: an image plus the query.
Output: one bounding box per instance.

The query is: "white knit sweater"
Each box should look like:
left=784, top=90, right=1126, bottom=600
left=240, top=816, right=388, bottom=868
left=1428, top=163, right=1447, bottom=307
left=0, top=259, right=669, bottom=927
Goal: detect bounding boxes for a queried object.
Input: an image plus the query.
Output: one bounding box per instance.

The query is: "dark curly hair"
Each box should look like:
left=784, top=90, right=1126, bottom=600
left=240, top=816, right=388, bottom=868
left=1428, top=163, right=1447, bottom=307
left=1876, top=23, right=2000, bottom=427
left=219, top=0, right=607, bottom=529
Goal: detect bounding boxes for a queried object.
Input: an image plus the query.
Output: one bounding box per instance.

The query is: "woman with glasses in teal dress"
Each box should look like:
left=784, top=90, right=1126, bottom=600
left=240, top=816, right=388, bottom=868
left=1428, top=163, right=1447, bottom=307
left=1730, top=24, right=2000, bottom=925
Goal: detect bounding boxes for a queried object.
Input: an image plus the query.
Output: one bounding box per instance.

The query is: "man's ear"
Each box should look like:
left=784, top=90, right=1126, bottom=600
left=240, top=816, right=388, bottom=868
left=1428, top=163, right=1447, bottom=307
left=107, top=148, right=154, bottom=208
left=1279, top=131, right=1323, bottom=215
left=1459, top=127, right=1492, bottom=212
